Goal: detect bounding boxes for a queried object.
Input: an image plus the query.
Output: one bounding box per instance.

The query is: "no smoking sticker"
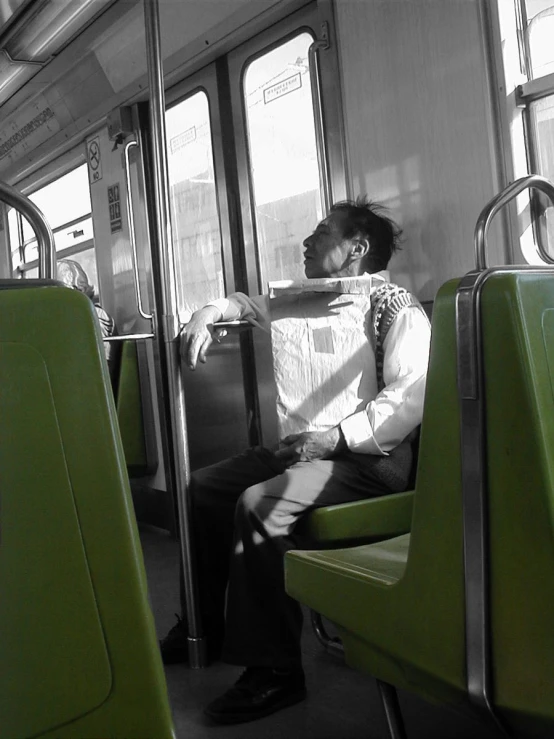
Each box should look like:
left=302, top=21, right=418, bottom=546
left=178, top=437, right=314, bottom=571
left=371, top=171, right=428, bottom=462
left=87, top=137, right=102, bottom=184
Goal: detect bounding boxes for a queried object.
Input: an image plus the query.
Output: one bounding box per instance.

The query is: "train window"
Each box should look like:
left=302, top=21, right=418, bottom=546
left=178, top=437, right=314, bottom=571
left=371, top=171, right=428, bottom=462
left=517, top=1, right=554, bottom=257
left=8, top=163, right=97, bottom=285
left=166, top=90, right=224, bottom=322
left=242, top=32, right=323, bottom=284
left=528, top=95, right=554, bottom=251
left=522, top=1, right=554, bottom=79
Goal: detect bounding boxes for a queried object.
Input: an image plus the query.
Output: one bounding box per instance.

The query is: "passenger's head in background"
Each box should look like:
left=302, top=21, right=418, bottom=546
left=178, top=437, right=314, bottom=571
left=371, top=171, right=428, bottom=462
left=57, top=258, right=95, bottom=300
left=302, top=196, right=402, bottom=279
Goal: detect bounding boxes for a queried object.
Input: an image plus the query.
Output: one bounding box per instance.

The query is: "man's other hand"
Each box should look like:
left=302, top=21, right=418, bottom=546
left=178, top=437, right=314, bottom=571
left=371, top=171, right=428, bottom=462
left=274, top=427, right=346, bottom=467
left=180, top=305, right=223, bottom=370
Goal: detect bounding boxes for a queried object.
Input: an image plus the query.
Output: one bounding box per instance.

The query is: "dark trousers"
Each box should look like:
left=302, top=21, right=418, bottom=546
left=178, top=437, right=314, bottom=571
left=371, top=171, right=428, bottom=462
left=183, top=444, right=412, bottom=669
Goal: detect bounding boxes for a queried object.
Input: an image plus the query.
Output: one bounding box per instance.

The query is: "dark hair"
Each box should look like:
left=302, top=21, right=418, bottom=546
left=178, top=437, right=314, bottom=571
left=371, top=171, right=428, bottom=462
left=330, top=196, right=403, bottom=271
left=56, top=258, right=95, bottom=300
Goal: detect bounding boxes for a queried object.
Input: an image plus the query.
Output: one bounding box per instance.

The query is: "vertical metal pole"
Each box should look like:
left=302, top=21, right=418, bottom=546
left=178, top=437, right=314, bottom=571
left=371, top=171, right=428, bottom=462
left=143, top=0, right=206, bottom=667
left=376, top=680, right=407, bottom=739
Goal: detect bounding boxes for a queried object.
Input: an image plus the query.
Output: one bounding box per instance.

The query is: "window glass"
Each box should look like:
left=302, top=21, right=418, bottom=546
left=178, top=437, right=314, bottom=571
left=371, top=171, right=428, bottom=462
left=529, top=95, right=554, bottom=255
left=166, top=90, right=224, bottom=322
left=525, top=1, right=554, bottom=79
left=243, top=32, right=323, bottom=285
left=22, top=164, right=92, bottom=240
left=9, top=162, right=96, bottom=280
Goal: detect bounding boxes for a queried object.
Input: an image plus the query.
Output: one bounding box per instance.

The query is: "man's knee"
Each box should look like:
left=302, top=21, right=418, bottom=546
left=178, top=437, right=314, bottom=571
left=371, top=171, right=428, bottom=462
left=237, top=482, right=270, bottom=519
left=236, top=478, right=297, bottom=537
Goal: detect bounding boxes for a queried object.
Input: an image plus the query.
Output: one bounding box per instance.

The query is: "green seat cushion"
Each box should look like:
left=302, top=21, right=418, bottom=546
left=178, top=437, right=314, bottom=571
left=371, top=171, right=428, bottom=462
left=301, top=491, right=414, bottom=545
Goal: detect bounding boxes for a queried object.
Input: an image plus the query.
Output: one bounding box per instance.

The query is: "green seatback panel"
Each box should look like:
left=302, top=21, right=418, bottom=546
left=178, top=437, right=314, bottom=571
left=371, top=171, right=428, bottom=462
left=481, top=273, right=554, bottom=737
left=0, top=285, right=173, bottom=739
left=0, top=344, right=111, bottom=738
left=299, top=490, right=414, bottom=545
left=116, top=340, right=148, bottom=475
left=286, top=279, right=466, bottom=706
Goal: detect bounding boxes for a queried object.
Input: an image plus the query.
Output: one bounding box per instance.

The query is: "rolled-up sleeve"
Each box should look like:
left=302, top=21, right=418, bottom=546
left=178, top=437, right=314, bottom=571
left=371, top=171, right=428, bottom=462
left=340, top=306, right=431, bottom=454
left=207, top=293, right=270, bottom=329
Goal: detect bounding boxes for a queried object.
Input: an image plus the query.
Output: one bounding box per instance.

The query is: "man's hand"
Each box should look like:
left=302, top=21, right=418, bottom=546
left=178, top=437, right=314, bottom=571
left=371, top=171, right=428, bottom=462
left=180, top=305, right=223, bottom=370
left=274, top=427, right=347, bottom=467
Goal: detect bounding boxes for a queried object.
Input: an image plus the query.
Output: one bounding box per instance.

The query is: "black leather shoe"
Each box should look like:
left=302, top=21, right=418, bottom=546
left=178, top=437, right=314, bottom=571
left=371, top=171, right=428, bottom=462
left=204, top=666, right=306, bottom=724
left=159, top=615, right=188, bottom=665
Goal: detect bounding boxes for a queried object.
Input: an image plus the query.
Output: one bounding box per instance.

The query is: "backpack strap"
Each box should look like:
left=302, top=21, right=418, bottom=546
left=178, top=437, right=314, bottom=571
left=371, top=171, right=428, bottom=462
left=371, top=283, right=421, bottom=391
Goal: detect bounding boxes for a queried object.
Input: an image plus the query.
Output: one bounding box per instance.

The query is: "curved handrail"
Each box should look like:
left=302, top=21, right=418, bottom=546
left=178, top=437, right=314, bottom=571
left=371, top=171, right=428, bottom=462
left=474, top=174, right=554, bottom=270
left=0, top=181, right=55, bottom=278
left=124, top=140, right=153, bottom=320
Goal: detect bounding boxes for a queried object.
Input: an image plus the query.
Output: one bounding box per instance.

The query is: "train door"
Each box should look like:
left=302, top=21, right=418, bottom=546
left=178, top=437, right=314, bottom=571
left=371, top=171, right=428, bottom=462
left=220, top=2, right=348, bottom=447
left=127, top=2, right=346, bottom=532
left=163, top=65, right=252, bottom=471
left=124, top=64, right=252, bottom=532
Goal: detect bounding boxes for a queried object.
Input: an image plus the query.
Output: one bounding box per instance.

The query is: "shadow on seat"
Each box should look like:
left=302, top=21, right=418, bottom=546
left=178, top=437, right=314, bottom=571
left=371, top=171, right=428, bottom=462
left=0, top=281, right=173, bottom=739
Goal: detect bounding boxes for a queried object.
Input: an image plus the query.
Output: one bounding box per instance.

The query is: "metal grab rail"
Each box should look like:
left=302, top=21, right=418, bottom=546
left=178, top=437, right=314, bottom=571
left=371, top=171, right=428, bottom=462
left=0, top=181, right=55, bottom=278
left=144, top=0, right=204, bottom=668
left=308, top=25, right=331, bottom=214
left=103, top=333, right=155, bottom=342
left=123, top=140, right=153, bottom=320
left=474, top=174, right=554, bottom=270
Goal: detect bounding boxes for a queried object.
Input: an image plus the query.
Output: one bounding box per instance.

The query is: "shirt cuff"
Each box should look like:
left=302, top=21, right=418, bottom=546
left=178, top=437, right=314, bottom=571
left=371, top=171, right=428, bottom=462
left=340, top=411, right=387, bottom=456
left=205, top=298, right=238, bottom=321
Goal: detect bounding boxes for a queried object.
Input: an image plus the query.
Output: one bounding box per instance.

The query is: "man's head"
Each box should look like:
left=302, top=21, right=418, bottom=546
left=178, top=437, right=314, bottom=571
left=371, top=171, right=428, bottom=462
left=302, top=196, right=402, bottom=279
left=57, top=258, right=95, bottom=300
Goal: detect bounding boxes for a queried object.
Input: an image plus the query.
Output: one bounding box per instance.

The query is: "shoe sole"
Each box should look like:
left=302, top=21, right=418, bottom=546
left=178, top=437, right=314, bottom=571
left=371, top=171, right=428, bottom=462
left=204, top=687, right=307, bottom=725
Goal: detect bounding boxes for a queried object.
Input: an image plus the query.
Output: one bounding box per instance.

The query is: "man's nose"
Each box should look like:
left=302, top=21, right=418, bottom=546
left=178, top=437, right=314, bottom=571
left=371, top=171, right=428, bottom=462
left=303, top=234, right=312, bottom=248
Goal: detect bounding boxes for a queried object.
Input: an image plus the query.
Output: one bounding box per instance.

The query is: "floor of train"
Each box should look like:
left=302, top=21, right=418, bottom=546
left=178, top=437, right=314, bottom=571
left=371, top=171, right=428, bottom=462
left=139, top=526, right=503, bottom=739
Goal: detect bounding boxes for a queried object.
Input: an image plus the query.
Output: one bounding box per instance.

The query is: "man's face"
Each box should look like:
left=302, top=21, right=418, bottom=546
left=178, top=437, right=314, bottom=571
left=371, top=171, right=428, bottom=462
left=302, top=212, right=354, bottom=279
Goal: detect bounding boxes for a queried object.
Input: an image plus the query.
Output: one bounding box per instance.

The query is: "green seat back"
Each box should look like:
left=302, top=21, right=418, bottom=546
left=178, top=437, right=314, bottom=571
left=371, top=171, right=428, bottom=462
left=116, top=340, right=149, bottom=476
left=0, top=283, right=173, bottom=739
left=482, top=271, right=554, bottom=737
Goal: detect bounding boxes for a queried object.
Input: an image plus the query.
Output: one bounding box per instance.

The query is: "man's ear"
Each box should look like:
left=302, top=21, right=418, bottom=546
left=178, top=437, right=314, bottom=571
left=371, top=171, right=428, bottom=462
left=351, top=237, right=370, bottom=261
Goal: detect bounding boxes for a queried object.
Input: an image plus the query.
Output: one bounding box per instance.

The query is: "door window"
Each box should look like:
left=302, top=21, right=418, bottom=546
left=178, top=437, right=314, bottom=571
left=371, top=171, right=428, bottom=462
left=242, top=32, right=324, bottom=284
left=166, top=90, right=224, bottom=321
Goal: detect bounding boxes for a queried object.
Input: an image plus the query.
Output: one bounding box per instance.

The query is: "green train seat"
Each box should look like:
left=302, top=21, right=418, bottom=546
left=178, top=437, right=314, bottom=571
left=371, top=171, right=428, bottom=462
left=299, top=488, right=415, bottom=654
left=0, top=281, right=174, bottom=739
left=300, top=489, right=414, bottom=547
left=116, top=339, right=150, bottom=477
left=286, top=269, right=554, bottom=738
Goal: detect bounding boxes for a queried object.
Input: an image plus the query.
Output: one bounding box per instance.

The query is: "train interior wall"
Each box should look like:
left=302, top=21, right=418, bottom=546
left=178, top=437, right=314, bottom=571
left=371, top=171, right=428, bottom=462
left=334, top=0, right=505, bottom=300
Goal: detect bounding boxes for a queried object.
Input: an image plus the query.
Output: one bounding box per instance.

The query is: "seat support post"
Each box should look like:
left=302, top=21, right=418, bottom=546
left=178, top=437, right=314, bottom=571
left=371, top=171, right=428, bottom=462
left=376, top=680, right=407, bottom=739
left=310, top=610, right=344, bottom=654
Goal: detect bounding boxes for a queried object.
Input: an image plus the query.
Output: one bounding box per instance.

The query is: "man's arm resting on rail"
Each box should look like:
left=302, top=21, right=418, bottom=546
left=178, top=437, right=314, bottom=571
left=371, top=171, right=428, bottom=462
left=180, top=293, right=269, bottom=370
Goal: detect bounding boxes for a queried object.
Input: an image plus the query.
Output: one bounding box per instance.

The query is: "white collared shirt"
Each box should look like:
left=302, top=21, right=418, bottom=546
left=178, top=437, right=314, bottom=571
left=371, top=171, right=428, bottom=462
left=207, top=272, right=431, bottom=455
